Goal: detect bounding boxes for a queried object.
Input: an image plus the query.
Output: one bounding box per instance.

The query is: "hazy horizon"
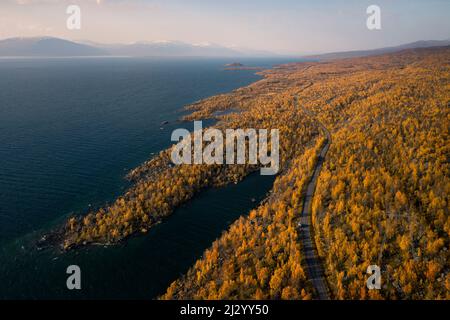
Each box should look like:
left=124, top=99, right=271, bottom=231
left=1, top=0, right=450, bottom=55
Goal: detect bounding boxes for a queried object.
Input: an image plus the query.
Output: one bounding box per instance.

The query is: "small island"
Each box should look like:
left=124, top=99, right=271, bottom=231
left=224, top=62, right=244, bottom=67
left=224, top=62, right=264, bottom=71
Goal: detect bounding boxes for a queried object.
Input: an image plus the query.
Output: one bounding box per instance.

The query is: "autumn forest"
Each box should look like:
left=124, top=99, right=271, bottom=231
left=61, top=46, right=449, bottom=299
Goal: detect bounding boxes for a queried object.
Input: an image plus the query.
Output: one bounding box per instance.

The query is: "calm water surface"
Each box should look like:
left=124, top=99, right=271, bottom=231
left=0, top=57, right=298, bottom=299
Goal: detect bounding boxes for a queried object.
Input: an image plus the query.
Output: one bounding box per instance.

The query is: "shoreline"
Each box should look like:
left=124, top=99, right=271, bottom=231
left=38, top=60, right=288, bottom=251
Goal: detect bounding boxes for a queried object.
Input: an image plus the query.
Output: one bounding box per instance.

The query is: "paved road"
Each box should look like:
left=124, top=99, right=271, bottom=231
left=295, top=96, right=331, bottom=300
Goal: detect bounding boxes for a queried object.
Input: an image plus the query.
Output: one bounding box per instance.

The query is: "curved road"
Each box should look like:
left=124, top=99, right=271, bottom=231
left=295, top=96, right=331, bottom=300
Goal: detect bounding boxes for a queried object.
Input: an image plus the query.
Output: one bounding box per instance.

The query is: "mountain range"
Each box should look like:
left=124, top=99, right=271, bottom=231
left=0, top=37, right=449, bottom=58
left=304, top=39, right=450, bottom=60
left=0, top=37, right=108, bottom=57
left=0, top=37, right=273, bottom=57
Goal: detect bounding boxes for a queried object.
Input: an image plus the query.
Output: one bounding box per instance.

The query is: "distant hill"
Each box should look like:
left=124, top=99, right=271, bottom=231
left=104, top=41, right=243, bottom=57
left=224, top=62, right=244, bottom=67
left=2, top=37, right=449, bottom=59
left=0, top=37, right=108, bottom=57
left=0, top=37, right=272, bottom=58
left=304, top=39, right=450, bottom=61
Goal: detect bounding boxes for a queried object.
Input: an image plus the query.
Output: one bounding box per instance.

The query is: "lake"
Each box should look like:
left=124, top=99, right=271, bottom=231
left=0, top=57, right=297, bottom=299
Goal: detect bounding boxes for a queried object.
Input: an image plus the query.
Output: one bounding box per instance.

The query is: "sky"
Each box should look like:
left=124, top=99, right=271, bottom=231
left=1, top=0, right=449, bottom=54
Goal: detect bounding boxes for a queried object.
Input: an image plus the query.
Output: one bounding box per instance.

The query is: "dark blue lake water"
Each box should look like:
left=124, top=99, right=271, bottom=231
left=0, top=57, right=297, bottom=299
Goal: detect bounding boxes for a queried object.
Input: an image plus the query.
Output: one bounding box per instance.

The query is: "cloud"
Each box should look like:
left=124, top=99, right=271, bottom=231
left=17, top=22, right=53, bottom=32
left=14, top=0, right=60, bottom=4
left=13, top=0, right=105, bottom=4
left=12, top=0, right=153, bottom=5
